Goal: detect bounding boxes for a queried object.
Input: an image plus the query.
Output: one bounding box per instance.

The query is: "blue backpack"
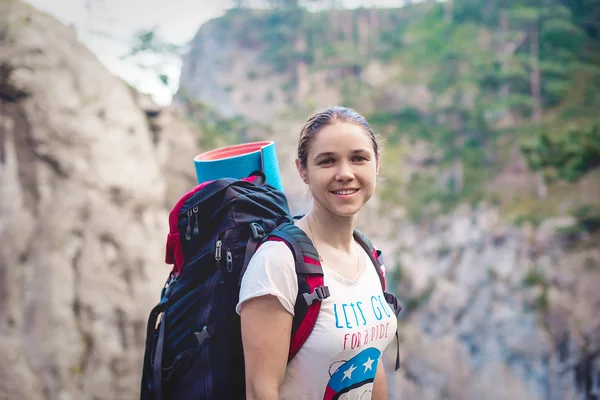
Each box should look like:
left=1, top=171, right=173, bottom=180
left=139, top=171, right=401, bottom=399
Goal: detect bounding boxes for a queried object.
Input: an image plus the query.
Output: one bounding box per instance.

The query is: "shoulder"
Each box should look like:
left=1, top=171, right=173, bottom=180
left=251, top=240, right=296, bottom=265
left=244, top=239, right=299, bottom=283
left=238, top=239, right=299, bottom=316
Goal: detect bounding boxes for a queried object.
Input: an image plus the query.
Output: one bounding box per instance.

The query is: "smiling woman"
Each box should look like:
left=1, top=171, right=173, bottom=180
left=237, top=106, right=398, bottom=400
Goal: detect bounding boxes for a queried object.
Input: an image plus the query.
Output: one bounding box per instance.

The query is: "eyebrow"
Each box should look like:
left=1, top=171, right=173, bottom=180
left=313, top=149, right=371, bottom=160
left=314, top=151, right=335, bottom=160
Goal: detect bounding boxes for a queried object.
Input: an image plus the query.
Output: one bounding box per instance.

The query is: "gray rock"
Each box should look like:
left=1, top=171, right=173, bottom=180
left=380, top=205, right=600, bottom=400
left=0, top=1, right=201, bottom=399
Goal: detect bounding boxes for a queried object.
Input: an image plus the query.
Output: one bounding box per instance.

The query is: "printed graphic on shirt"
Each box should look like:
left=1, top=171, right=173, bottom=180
left=323, top=347, right=381, bottom=400
left=333, top=295, right=393, bottom=350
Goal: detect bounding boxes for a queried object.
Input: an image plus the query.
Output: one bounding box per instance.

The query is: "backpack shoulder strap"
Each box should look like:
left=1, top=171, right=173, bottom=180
left=354, top=229, right=403, bottom=317
left=353, top=229, right=386, bottom=291
left=266, top=225, right=403, bottom=369
left=265, top=222, right=330, bottom=362
left=354, top=229, right=403, bottom=371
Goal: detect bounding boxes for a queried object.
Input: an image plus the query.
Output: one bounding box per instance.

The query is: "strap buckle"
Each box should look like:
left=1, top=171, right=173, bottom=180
left=194, top=326, right=211, bottom=346
left=303, top=285, right=330, bottom=306
left=160, top=272, right=179, bottom=300
left=250, top=222, right=265, bottom=240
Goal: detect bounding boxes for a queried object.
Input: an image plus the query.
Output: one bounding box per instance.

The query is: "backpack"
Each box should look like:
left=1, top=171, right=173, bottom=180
left=139, top=171, right=402, bottom=400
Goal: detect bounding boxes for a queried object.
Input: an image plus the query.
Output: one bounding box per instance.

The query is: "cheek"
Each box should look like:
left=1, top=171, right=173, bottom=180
left=306, top=172, right=329, bottom=197
left=362, top=168, right=378, bottom=188
left=309, top=169, right=332, bottom=186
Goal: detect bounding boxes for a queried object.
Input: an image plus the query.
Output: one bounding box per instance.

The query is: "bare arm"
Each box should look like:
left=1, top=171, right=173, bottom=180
left=372, top=361, right=388, bottom=400
left=240, top=294, right=293, bottom=400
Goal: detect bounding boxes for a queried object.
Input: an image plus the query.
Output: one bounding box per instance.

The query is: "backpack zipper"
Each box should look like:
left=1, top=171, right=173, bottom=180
left=185, top=209, right=193, bottom=240
left=226, top=249, right=233, bottom=272
left=215, top=240, right=222, bottom=262
left=216, top=240, right=224, bottom=284
left=185, top=206, right=200, bottom=241
left=192, top=206, right=199, bottom=236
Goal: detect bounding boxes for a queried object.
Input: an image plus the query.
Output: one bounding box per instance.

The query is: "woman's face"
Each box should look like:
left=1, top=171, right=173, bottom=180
left=297, top=122, right=379, bottom=218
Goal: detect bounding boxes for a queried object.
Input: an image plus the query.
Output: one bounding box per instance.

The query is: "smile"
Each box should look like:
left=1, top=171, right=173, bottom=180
left=330, top=189, right=359, bottom=196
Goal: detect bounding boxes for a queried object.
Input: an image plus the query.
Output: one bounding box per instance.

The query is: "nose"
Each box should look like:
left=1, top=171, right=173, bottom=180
left=335, top=161, right=354, bottom=181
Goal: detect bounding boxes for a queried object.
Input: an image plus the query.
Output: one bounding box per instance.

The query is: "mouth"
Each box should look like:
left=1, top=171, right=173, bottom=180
left=330, top=188, right=360, bottom=196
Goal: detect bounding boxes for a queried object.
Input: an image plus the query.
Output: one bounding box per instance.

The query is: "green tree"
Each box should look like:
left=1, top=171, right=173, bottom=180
left=120, top=27, right=185, bottom=87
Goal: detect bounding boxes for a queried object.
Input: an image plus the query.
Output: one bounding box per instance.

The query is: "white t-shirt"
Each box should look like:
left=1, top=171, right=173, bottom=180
left=236, top=240, right=398, bottom=400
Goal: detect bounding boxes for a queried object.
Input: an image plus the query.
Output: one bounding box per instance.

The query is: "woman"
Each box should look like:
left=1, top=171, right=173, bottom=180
left=236, top=106, right=397, bottom=400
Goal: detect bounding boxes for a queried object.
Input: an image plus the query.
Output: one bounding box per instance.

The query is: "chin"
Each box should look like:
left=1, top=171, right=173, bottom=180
left=329, top=204, right=363, bottom=218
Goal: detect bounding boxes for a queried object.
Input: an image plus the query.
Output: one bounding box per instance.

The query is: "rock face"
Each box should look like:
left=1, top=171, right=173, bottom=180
left=0, top=1, right=201, bottom=399
left=377, top=205, right=600, bottom=400
left=177, top=16, right=297, bottom=123
left=176, top=11, right=430, bottom=125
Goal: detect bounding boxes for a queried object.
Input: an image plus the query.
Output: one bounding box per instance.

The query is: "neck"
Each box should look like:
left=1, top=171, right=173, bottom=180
left=306, top=204, right=357, bottom=252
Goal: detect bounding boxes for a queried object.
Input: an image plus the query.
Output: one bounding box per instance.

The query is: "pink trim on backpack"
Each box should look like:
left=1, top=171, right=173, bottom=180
left=265, top=237, right=324, bottom=361
left=373, top=248, right=386, bottom=291
left=165, top=175, right=260, bottom=275
left=303, top=256, right=321, bottom=266
left=372, top=247, right=387, bottom=291
left=289, top=274, right=322, bottom=361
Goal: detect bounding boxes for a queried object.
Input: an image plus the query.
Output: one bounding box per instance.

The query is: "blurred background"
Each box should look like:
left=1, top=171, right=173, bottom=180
left=1, top=0, right=599, bottom=399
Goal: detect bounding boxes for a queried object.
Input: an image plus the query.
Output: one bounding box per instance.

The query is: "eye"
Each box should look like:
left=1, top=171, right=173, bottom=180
left=318, top=158, right=335, bottom=165
left=352, top=155, right=368, bottom=162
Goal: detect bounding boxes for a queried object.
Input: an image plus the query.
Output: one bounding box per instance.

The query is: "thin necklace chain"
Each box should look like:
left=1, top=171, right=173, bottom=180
left=306, top=215, right=361, bottom=279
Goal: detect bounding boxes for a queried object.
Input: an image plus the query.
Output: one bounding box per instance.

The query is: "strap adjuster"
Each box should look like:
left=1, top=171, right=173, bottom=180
left=303, top=285, right=330, bottom=306
left=384, top=291, right=403, bottom=316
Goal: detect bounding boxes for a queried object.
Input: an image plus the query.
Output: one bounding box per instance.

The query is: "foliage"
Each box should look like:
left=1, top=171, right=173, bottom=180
left=363, top=0, right=600, bottom=218
left=571, top=204, right=600, bottom=234
left=522, top=268, right=550, bottom=312
left=176, top=90, right=252, bottom=149
left=223, top=6, right=416, bottom=75
left=402, top=280, right=436, bottom=314
left=172, top=0, right=600, bottom=222
left=123, top=27, right=184, bottom=59
left=523, top=268, right=547, bottom=287
left=121, top=27, right=185, bottom=87
left=585, top=258, right=599, bottom=270
left=521, top=120, right=600, bottom=182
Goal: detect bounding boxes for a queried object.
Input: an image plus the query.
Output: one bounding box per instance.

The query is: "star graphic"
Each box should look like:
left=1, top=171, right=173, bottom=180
left=342, top=364, right=357, bottom=381
left=363, top=357, right=375, bottom=372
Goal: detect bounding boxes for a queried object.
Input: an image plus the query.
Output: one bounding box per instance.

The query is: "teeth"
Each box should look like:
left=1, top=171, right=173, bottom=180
left=333, top=189, right=357, bottom=195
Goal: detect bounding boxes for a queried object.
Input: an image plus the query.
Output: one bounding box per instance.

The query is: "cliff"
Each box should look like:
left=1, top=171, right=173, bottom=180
left=0, top=1, right=201, bottom=399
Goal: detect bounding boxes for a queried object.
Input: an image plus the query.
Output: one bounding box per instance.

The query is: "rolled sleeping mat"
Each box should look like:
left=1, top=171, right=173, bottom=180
left=193, top=141, right=284, bottom=192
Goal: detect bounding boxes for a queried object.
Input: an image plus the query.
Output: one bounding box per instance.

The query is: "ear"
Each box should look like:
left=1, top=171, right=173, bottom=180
left=376, top=150, right=382, bottom=176
left=296, top=158, right=308, bottom=184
